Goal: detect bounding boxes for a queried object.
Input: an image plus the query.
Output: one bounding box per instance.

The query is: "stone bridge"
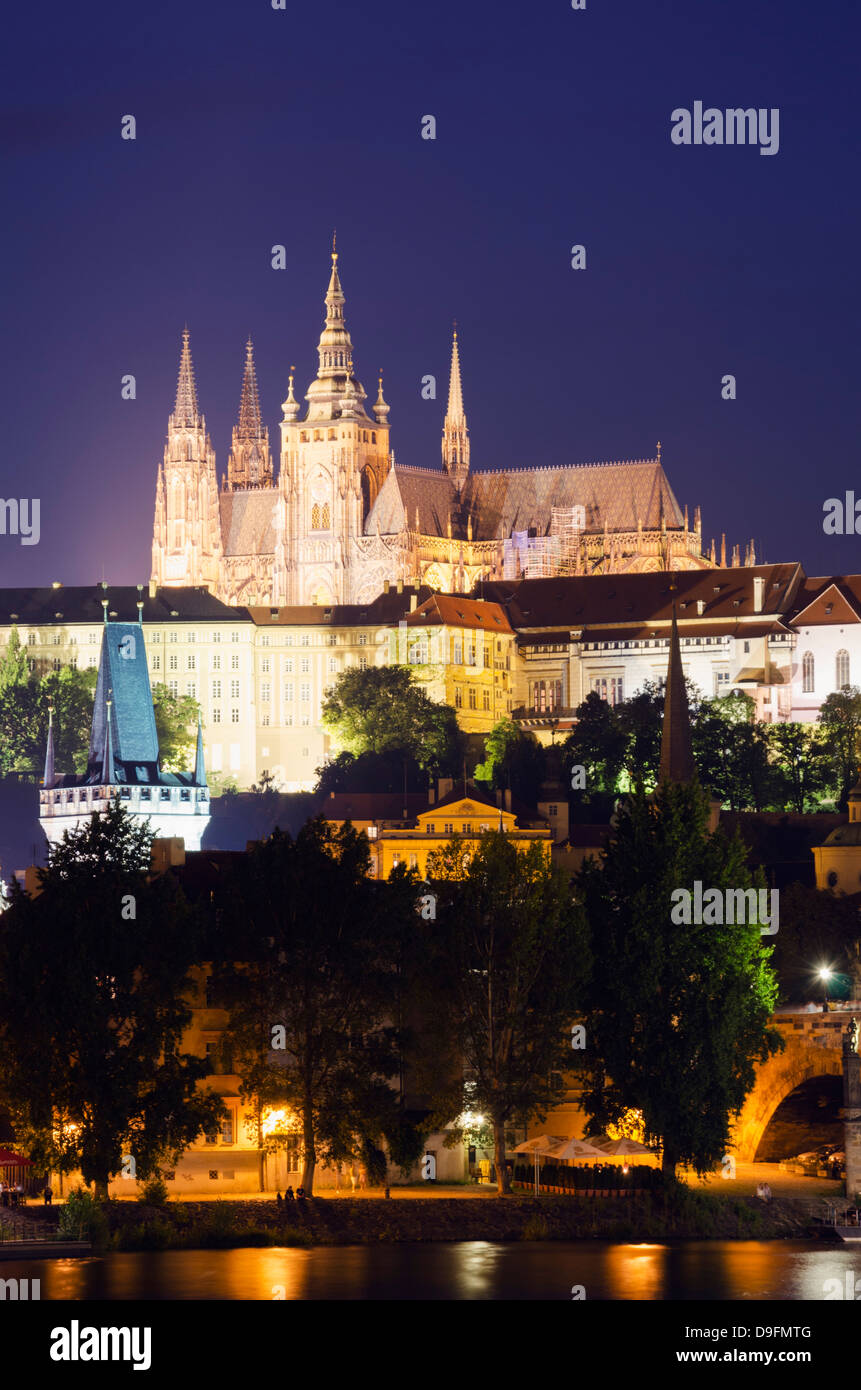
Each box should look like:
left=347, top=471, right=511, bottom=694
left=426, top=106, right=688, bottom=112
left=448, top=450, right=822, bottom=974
left=732, top=1006, right=858, bottom=1161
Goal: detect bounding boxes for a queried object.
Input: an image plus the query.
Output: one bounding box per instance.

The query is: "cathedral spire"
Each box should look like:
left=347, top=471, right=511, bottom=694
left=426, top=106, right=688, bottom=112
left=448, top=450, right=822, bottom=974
left=173, top=327, right=200, bottom=428
left=227, top=336, right=271, bottom=489
left=658, top=585, right=695, bottom=786
left=237, top=337, right=263, bottom=439
left=305, top=242, right=368, bottom=416
left=442, top=325, right=470, bottom=490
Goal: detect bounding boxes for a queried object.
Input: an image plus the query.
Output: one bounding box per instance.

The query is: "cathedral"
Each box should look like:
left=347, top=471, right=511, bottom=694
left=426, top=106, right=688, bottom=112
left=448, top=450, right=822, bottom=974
left=151, top=245, right=720, bottom=608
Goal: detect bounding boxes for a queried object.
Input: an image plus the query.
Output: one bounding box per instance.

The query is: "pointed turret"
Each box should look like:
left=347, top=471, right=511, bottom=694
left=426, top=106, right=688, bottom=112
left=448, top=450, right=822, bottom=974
left=281, top=366, right=300, bottom=421
left=101, top=695, right=115, bottom=786
left=227, top=336, right=271, bottom=489
left=173, top=328, right=200, bottom=428
left=442, top=327, right=470, bottom=490
left=374, top=372, right=390, bottom=425
left=302, top=242, right=368, bottom=420
left=193, top=713, right=206, bottom=787
left=43, top=707, right=55, bottom=789
left=658, top=591, right=695, bottom=786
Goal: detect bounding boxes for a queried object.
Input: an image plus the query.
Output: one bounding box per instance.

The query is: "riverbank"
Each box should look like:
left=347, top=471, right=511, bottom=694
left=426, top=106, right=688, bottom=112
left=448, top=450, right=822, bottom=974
left=50, top=1187, right=833, bottom=1251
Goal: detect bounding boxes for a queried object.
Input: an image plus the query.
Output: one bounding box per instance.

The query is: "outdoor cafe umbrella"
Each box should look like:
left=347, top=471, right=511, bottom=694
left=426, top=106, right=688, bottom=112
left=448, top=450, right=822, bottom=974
left=588, top=1136, right=651, bottom=1157
left=0, top=1151, right=32, bottom=1167
left=546, top=1136, right=608, bottom=1162
left=512, top=1136, right=567, bottom=1197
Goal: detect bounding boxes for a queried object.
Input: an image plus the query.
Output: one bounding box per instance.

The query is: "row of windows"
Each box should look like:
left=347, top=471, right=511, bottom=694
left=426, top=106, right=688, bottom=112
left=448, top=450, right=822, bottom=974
left=453, top=687, right=493, bottom=710
left=297, top=428, right=378, bottom=443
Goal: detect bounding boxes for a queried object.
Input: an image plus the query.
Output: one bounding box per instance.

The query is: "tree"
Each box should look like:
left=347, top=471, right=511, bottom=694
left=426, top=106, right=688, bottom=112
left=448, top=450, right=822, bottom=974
left=0, top=665, right=97, bottom=778
left=562, top=692, right=627, bottom=799
left=616, top=682, right=664, bottom=793
left=474, top=720, right=546, bottom=808
left=152, top=684, right=201, bottom=772
left=818, top=688, right=861, bottom=809
left=576, top=781, right=781, bottom=1179
left=0, top=803, right=223, bottom=1198
left=766, top=723, right=832, bottom=812
left=320, top=666, right=463, bottom=777
left=426, top=832, right=587, bottom=1193
left=214, top=818, right=423, bottom=1192
left=693, top=695, right=776, bottom=810
left=0, top=626, right=29, bottom=694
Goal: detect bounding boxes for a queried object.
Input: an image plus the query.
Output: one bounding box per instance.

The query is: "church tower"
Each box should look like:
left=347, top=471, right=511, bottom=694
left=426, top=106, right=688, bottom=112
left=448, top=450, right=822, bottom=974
left=442, top=327, right=470, bottom=490
left=277, top=242, right=391, bottom=605
left=151, top=329, right=223, bottom=589
left=226, top=337, right=271, bottom=489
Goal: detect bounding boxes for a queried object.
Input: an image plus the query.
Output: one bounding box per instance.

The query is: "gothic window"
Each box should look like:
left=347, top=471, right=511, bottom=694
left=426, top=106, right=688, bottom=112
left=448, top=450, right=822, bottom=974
left=311, top=504, right=321, bottom=530
left=321, top=503, right=330, bottom=529
left=371, top=432, right=376, bottom=444
left=802, top=651, right=814, bottom=693
left=836, top=649, right=850, bottom=689
left=328, top=429, right=336, bottom=441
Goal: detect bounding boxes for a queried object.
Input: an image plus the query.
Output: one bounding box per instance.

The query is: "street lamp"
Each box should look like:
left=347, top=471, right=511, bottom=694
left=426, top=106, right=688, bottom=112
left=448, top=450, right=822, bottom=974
left=818, top=966, right=834, bottom=1013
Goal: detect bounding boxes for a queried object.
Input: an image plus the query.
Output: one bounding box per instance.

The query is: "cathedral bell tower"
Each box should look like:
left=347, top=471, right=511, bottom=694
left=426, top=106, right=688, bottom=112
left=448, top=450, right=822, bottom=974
left=151, top=329, right=223, bottom=589
left=277, top=241, right=391, bottom=605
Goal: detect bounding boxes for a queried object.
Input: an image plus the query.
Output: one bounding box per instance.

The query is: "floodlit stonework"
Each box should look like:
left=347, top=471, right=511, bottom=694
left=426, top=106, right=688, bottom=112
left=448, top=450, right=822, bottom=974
left=151, top=246, right=714, bottom=612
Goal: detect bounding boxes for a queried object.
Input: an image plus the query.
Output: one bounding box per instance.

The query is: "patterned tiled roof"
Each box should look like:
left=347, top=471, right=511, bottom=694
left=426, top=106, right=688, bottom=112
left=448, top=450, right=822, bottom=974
left=220, top=489, right=279, bottom=555
left=88, top=622, right=160, bottom=772
left=364, top=458, right=686, bottom=541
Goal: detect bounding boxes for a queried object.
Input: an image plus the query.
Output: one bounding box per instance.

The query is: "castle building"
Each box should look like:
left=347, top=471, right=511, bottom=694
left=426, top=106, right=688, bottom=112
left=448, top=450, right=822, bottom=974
left=151, top=246, right=716, bottom=611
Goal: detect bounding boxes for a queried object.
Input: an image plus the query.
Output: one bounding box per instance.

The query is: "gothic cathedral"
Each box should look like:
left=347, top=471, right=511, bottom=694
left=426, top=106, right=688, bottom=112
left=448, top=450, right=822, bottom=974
left=151, top=244, right=716, bottom=608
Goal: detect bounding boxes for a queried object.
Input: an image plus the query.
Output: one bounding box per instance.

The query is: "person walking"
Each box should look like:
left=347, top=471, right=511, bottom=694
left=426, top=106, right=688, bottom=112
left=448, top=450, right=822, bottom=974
left=43, top=1184, right=52, bottom=1206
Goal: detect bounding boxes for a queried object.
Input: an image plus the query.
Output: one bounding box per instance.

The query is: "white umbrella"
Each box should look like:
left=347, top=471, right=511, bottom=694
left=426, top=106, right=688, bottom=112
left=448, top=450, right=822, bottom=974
left=587, top=1135, right=652, bottom=1157
left=547, top=1135, right=608, bottom=1161
left=512, top=1136, right=567, bottom=1196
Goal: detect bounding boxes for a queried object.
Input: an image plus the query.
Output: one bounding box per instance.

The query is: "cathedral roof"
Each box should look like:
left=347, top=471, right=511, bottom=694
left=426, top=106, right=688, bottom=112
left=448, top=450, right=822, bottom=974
left=219, top=489, right=279, bottom=556
left=463, top=459, right=684, bottom=539
left=365, top=458, right=689, bottom=542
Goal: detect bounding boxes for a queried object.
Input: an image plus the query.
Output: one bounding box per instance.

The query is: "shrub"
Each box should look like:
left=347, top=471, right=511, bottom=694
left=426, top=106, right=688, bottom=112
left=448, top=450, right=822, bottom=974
left=138, top=1176, right=170, bottom=1208
left=58, top=1187, right=110, bottom=1247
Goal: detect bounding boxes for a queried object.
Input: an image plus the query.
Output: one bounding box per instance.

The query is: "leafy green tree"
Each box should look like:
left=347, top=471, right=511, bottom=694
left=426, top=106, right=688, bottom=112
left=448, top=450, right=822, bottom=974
left=576, top=781, right=782, bottom=1179
left=694, top=696, right=776, bottom=810
left=766, top=723, right=832, bottom=812
left=0, top=626, right=29, bottom=694
left=321, top=666, right=462, bottom=776
left=214, top=818, right=423, bottom=1192
left=562, top=692, right=627, bottom=798
left=426, top=832, right=587, bottom=1193
left=0, top=803, right=223, bottom=1198
left=0, top=665, right=97, bottom=777
left=474, top=720, right=545, bottom=808
left=152, top=684, right=201, bottom=772
left=818, top=688, right=861, bottom=809
left=616, top=682, right=664, bottom=793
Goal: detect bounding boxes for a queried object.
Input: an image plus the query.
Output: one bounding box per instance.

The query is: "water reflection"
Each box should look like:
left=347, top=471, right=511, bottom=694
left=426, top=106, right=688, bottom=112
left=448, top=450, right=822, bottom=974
left=6, top=1241, right=859, bottom=1300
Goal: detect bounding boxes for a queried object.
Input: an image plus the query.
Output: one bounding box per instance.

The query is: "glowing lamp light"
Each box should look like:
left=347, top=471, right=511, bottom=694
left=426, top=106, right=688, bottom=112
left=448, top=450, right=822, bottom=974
left=261, top=1108, right=295, bottom=1138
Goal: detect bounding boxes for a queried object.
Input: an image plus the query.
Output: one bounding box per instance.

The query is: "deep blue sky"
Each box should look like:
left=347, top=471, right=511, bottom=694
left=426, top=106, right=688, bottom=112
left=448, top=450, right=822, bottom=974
left=2, top=0, right=859, bottom=588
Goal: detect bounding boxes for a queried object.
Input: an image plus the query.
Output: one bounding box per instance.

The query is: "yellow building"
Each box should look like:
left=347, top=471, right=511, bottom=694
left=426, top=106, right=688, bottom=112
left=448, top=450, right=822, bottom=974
left=394, top=593, right=515, bottom=734
left=326, top=783, right=552, bottom=879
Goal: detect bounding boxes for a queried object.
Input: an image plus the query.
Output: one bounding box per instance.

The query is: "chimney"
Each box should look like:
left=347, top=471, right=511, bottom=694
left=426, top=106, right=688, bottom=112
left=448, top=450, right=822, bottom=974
left=148, top=578, right=157, bottom=599
left=428, top=785, right=436, bottom=805
left=438, top=777, right=453, bottom=799
left=495, top=789, right=503, bottom=808
left=397, top=579, right=403, bottom=594
left=410, top=593, right=418, bottom=612
left=504, top=789, right=512, bottom=812
left=383, top=580, right=390, bottom=593
left=753, top=575, right=764, bottom=613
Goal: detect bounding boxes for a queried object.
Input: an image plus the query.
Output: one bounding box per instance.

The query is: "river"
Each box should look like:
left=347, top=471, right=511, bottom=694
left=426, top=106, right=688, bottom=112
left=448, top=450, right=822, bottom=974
left=5, top=1240, right=858, bottom=1299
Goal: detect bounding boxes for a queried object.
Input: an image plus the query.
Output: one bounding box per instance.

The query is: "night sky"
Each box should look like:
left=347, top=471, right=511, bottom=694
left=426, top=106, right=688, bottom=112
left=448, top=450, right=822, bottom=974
left=3, top=0, right=859, bottom=589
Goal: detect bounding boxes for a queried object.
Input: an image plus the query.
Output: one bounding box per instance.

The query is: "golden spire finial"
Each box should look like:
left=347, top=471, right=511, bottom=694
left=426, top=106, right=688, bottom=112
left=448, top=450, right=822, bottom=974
left=657, top=440, right=662, bottom=463
left=332, top=228, right=337, bottom=261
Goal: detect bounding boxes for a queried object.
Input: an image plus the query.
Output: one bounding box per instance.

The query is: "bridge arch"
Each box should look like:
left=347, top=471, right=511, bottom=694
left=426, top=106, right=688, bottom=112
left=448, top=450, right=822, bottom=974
left=732, top=1015, right=844, bottom=1161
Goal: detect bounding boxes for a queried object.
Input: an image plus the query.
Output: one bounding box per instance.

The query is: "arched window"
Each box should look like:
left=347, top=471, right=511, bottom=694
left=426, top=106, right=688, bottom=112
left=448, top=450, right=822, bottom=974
left=836, top=649, right=850, bottom=689
left=311, top=503, right=321, bottom=530
left=802, top=651, right=814, bottom=693
left=321, top=503, right=330, bottom=529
